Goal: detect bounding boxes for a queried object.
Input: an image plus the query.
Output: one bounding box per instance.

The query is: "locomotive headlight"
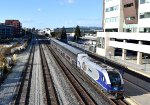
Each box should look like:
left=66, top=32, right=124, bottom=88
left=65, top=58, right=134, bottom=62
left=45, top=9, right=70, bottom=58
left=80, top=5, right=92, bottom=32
left=113, top=87, right=118, bottom=90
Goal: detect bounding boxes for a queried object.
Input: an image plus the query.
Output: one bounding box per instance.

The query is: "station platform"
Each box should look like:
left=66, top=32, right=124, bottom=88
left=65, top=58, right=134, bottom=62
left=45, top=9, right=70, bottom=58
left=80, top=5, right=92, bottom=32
left=106, top=55, right=150, bottom=78
left=89, top=53, right=150, bottom=105
left=68, top=41, right=150, bottom=78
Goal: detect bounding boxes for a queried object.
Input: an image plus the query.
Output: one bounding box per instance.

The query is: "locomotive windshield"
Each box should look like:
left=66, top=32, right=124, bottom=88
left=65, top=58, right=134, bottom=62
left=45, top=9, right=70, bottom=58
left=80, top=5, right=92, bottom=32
left=108, top=71, right=121, bottom=87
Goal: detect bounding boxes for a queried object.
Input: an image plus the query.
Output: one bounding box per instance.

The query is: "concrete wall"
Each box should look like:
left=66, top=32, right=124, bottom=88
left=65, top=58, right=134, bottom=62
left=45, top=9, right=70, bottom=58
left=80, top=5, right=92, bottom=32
left=109, top=41, right=150, bottom=54
left=96, top=32, right=150, bottom=57
left=96, top=32, right=114, bottom=56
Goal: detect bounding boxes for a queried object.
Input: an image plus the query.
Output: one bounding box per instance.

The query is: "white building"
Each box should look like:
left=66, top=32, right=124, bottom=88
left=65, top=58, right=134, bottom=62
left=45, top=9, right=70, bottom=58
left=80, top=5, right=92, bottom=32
left=103, top=0, right=124, bottom=32
left=96, top=0, right=150, bottom=65
left=138, top=0, right=150, bottom=32
left=96, top=32, right=150, bottom=64
left=103, top=0, right=150, bottom=33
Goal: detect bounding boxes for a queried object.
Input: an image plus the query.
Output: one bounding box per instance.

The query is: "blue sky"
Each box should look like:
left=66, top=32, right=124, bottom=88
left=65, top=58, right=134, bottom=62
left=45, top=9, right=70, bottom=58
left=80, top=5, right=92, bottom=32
left=0, top=0, right=103, bottom=29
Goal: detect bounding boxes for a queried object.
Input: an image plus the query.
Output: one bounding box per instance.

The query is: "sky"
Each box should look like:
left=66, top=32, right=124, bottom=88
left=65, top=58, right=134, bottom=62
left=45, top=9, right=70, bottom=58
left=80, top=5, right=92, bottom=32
left=0, top=0, right=103, bottom=29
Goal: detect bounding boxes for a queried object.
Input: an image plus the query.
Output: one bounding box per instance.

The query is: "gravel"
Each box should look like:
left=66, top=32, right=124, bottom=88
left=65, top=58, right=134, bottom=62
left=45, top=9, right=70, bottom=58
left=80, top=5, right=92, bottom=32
left=43, top=45, right=80, bottom=105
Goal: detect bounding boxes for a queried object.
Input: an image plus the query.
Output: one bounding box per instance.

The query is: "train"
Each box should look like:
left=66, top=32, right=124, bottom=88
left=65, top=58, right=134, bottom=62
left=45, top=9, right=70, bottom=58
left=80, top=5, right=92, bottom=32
left=50, top=38, right=124, bottom=99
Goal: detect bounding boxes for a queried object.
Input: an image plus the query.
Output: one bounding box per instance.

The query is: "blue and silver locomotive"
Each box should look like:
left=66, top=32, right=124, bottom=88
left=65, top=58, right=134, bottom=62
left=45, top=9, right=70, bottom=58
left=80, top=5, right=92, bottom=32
left=50, top=38, right=124, bottom=98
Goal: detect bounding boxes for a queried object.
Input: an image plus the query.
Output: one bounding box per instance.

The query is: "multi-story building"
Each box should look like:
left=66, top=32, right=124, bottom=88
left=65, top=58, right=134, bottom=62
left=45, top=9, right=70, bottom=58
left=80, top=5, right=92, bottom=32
left=5, top=20, right=22, bottom=36
left=103, top=0, right=124, bottom=32
left=138, top=0, right=150, bottom=33
left=96, top=0, right=150, bottom=66
left=103, top=0, right=150, bottom=33
left=0, top=24, right=13, bottom=38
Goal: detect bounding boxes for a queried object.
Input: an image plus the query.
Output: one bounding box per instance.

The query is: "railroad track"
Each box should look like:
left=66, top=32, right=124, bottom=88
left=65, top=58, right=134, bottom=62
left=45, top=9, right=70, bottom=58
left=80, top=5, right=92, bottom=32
left=39, top=43, right=59, bottom=105
left=87, top=51, right=150, bottom=89
left=12, top=36, right=129, bottom=105
left=47, top=41, right=129, bottom=105
left=14, top=44, right=35, bottom=105
left=88, top=51, right=149, bottom=105
left=47, top=45, right=97, bottom=105
left=46, top=43, right=123, bottom=105
left=111, top=99, right=128, bottom=105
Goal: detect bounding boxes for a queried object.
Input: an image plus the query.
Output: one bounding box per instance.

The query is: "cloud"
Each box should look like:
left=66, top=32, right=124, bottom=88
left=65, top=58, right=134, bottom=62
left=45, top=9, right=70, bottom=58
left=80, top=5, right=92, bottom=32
left=59, top=0, right=74, bottom=5
left=66, top=0, right=74, bottom=4
left=37, top=8, right=41, bottom=12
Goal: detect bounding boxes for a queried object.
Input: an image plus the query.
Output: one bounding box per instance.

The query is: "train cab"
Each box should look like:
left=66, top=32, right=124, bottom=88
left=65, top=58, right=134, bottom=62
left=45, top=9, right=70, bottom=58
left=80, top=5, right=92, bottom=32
left=107, top=70, right=124, bottom=98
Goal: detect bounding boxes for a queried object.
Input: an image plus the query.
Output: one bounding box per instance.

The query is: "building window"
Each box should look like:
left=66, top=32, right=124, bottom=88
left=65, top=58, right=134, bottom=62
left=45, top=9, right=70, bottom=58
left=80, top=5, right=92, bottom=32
left=97, top=37, right=105, bottom=49
left=140, top=0, right=150, bottom=4
left=105, top=5, right=119, bottom=12
left=126, top=16, right=136, bottom=20
left=105, top=17, right=118, bottom=23
left=140, top=12, right=150, bottom=19
left=124, top=3, right=134, bottom=8
left=110, top=7, right=113, bottom=11
left=105, top=0, right=112, bottom=2
left=114, top=5, right=119, bottom=10
left=139, top=27, right=150, bottom=33
left=106, top=8, right=109, bottom=12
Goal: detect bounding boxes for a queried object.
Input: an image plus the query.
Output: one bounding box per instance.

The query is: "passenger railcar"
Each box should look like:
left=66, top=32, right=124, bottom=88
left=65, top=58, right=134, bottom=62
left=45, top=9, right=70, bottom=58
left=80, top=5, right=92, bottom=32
left=50, top=38, right=124, bottom=99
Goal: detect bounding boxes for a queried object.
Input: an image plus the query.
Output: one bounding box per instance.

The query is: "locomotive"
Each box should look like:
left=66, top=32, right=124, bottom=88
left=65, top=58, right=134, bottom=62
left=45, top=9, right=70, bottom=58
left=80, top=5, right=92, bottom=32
left=50, top=38, right=124, bottom=99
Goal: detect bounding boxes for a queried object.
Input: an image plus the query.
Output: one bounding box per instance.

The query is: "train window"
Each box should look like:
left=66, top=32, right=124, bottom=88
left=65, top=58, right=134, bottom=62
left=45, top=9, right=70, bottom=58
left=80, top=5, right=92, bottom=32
left=82, top=62, right=87, bottom=71
left=66, top=55, right=70, bottom=61
left=62, top=53, right=65, bottom=57
left=57, top=49, right=61, bottom=54
left=108, top=71, right=121, bottom=86
left=61, top=52, right=65, bottom=57
left=88, top=69, right=92, bottom=72
left=72, top=60, right=76, bottom=66
left=82, top=56, right=87, bottom=58
left=59, top=49, right=61, bottom=53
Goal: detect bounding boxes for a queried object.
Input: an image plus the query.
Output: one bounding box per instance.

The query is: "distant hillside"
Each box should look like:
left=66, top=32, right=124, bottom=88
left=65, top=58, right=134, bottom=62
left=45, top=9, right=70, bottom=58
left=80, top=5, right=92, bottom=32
left=54, top=26, right=103, bottom=33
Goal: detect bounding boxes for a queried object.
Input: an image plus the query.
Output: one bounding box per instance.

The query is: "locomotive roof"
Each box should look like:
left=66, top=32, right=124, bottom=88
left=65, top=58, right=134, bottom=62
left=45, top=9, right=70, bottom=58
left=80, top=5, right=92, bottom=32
left=51, top=38, right=84, bottom=55
left=88, top=57, right=114, bottom=70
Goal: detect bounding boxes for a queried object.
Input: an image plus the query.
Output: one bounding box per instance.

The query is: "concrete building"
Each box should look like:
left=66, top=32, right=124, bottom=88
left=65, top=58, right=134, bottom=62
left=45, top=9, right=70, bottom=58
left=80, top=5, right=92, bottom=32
left=96, top=32, right=150, bottom=64
left=103, top=0, right=124, bottom=32
left=0, top=24, right=13, bottom=38
left=96, top=0, right=150, bottom=65
left=5, top=20, right=22, bottom=36
left=103, top=0, right=150, bottom=33
left=138, top=0, right=150, bottom=33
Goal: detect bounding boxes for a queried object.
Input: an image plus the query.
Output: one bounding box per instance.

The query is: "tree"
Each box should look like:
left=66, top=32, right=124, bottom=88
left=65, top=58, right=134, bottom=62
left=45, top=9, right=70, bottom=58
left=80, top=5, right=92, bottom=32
left=60, top=26, right=67, bottom=42
left=51, top=32, right=56, bottom=37
left=22, top=28, right=25, bottom=36
left=74, top=25, right=81, bottom=42
left=32, top=27, right=36, bottom=32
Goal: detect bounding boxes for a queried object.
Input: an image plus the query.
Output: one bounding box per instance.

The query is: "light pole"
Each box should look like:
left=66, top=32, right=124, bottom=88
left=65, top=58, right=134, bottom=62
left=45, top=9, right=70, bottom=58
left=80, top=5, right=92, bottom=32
left=76, top=35, right=77, bottom=43
left=0, top=67, right=1, bottom=78
left=144, top=56, right=148, bottom=71
left=109, top=51, right=112, bottom=59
